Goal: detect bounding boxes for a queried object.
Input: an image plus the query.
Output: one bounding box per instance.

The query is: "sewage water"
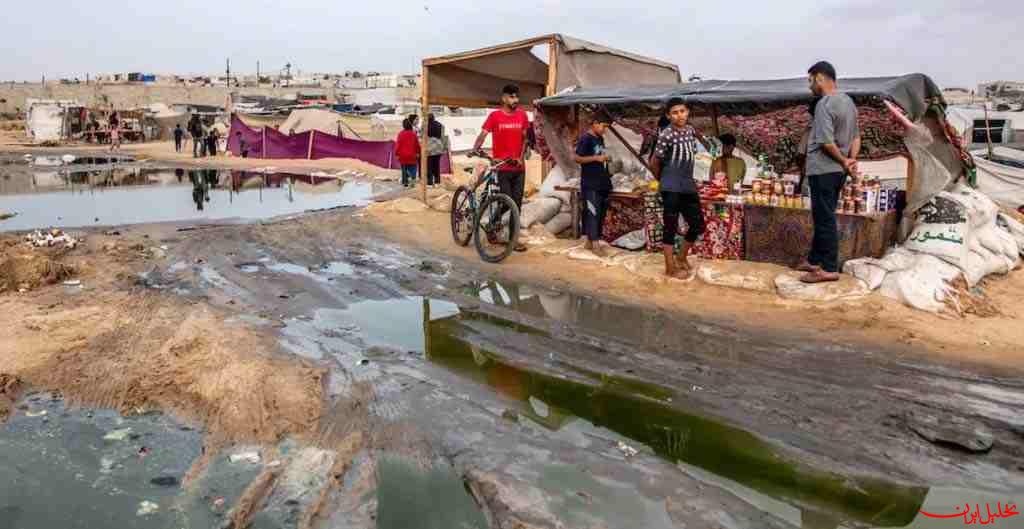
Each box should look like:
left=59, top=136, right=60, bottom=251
left=376, top=455, right=489, bottom=529
left=0, top=394, right=203, bottom=529
left=0, top=167, right=375, bottom=231
left=316, top=296, right=925, bottom=528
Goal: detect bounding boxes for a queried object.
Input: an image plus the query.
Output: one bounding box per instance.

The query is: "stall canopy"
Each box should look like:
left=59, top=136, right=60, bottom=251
left=422, top=34, right=681, bottom=109
left=535, top=74, right=946, bottom=174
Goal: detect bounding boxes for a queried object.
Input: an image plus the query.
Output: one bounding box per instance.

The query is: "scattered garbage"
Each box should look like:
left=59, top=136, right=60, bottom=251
left=136, top=501, right=159, bottom=517
left=104, top=428, right=133, bottom=441
left=147, top=247, right=167, bottom=259
left=25, top=410, right=47, bottom=417
left=229, top=451, right=261, bottom=464
left=616, top=441, right=639, bottom=458
left=149, top=476, right=180, bottom=487
left=103, top=229, right=121, bottom=236
left=25, top=228, right=81, bottom=249
left=62, top=280, right=81, bottom=286
left=212, top=497, right=226, bottom=510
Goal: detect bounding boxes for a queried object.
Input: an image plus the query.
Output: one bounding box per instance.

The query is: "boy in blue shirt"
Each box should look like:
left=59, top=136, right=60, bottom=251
left=574, top=112, right=614, bottom=256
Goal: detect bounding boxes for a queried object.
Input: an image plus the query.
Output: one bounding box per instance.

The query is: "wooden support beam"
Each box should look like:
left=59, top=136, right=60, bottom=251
left=608, top=123, right=653, bottom=174
left=420, top=66, right=430, bottom=204
left=423, top=35, right=556, bottom=67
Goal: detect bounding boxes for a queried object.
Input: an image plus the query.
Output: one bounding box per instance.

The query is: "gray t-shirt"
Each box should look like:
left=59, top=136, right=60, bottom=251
left=806, top=93, right=860, bottom=177
left=655, top=125, right=699, bottom=193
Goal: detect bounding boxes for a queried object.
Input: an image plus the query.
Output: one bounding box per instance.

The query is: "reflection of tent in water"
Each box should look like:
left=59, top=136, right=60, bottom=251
left=422, top=301, right=926, bottom=528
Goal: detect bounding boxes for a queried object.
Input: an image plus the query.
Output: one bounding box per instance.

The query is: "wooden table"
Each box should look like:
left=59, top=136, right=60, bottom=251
left=555, top=186, right=644, bottom=239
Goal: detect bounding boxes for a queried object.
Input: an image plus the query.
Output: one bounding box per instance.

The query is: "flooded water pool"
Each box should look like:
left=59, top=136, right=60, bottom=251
left=0, top=166, right=378, bottom=231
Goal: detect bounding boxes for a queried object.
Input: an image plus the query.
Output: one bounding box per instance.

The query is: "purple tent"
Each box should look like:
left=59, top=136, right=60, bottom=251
left=265, top=128, right=312, bottom=159
left=227, top=115, right=264, bottom=158
left=310, top=131, right=396, bottom=169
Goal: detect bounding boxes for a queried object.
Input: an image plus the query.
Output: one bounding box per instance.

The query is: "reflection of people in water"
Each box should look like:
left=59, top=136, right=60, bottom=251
left=175, top=168, right=184, bottom=183
left=189, top=170, right=207, bottom=211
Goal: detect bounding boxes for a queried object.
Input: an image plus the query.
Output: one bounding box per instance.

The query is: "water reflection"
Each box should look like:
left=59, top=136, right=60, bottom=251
left=0, top=168, right=375, bottom=231
left=422, top=301, right=927, bottom=528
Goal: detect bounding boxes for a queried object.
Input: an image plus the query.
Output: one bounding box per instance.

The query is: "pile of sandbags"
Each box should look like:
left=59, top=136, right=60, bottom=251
left=844, top=184, right=1022, bottom=313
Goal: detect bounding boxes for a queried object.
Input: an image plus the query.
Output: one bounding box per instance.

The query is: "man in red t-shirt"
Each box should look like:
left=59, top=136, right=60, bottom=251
left=473, top=84, right=532, bottom=251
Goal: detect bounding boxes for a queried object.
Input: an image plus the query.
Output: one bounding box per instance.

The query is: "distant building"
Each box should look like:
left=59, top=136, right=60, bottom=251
left=364, top=74, right=419, bottom=89
left=941, top=87, right=976, bottom=106
left=977, top=81, right=1024, bottom=102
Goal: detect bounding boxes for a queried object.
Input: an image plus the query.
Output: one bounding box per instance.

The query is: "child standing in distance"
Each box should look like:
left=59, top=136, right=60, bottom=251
left=573, top=112, right=614, bottom=257
left=395, top=118, right=421, bottom=187
left=651, top=98, right=711, bottom=278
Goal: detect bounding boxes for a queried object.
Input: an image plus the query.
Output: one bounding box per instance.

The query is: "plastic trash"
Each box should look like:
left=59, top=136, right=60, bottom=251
left=137, top=501, right=159, bottom=516
left=104, top=428, right=132, bottom=441
left=616, top=441, right=639, bottom=458
left=229, top=451, right=261, bottom=464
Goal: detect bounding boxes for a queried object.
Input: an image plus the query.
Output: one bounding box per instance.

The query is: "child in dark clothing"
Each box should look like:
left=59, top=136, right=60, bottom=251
left=573, top=112, right=614, bottom=256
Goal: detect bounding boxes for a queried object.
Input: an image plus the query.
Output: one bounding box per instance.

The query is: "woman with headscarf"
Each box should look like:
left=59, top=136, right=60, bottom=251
left=425, top=113, right=448, bottom=187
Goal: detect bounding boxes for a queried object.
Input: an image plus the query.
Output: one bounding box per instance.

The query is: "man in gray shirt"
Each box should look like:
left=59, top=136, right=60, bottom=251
left=799, top=61, right=862, bottom=283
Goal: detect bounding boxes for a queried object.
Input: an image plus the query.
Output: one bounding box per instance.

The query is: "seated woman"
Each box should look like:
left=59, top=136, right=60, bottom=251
left=709, top=133, right=747, bottom=191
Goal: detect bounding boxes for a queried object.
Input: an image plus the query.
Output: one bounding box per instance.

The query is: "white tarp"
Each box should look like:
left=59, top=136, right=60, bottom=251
left=972, top=147, right=1024, bottom=208
left=26, top=99, right=77, bottom=143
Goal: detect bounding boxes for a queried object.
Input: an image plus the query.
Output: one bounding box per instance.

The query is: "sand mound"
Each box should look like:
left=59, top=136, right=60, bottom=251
left=8, top=291, right=325, bottom=444
left=0, top=245, right=75, bottom=292
left=0, top=373, right=23, bottom=423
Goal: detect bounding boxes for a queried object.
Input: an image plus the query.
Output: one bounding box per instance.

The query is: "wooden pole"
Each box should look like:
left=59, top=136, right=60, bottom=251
left=711, top=106, right=721, bottom=137
left=307, top=130, right=315, bottom=160
left=261, top=127, right=266, bottom=159
left=540, top=37, right=560, bottom=183
left=983, top=103, right=995, bottom=159
left=608, top=123, right=653, bottom=174
left=420, top=65, right=430, bottom=204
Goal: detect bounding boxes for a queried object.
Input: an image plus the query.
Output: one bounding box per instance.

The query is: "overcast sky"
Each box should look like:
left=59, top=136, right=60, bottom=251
left=2, top=0, right=1019, bottom=89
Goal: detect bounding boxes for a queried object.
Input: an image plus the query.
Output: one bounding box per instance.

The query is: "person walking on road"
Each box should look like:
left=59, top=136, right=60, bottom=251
left=174, top=124, right=184, bottom=153
left=472, top=84, right=532, bottom=252
left=799, top=61, right=862, bottom=284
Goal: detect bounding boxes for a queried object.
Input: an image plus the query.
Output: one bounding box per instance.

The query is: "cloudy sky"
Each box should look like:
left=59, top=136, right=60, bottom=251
left=1, top=0, right=1019, bottom=88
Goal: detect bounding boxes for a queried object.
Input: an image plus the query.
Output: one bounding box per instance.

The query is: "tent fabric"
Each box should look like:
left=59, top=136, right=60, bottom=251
left=227, top=114, right=453, bottom=173
left=264, top=128, right=312, bottom=159
left=973, top=147, right=1024, bottom=208
left=535, top=74, right=943, bottom=174
left=424, top=34, right=681, bottom=108
left=279, top=108, right=347, bottom=137
left=536, top=75, right=942, bottom=121
left=227, top=115, right=265, bottom=159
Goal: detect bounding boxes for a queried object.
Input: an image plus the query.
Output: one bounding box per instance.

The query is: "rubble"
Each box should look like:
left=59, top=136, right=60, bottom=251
left=25, top=228, right=81, bottom=249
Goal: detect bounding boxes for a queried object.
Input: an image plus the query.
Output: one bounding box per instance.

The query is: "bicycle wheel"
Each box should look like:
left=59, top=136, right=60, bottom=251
left=450, top=186, right=474, bottom=247
left=473, top=193, right=520, bottom=263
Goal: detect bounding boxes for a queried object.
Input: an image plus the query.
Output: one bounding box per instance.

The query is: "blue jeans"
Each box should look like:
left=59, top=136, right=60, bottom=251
left=401, top=164, right=418, bottom=186
left=808, top=172, right=847, bottom=273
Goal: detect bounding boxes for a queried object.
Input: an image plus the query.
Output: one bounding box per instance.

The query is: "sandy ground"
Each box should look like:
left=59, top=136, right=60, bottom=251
left=365, top=201, right=1024, bottom=372
left=0, top=230, right=325, bottom=445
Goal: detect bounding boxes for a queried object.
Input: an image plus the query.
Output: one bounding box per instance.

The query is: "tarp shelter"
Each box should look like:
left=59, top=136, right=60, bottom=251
left=534, top=74, right=945, bottom=176
left=419, top=34, right=681, bottom=200
left=25, top=99, right=81, bottom=143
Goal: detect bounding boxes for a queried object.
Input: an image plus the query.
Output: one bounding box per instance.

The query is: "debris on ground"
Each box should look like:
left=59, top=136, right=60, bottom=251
left=104, top=428, right=133, bottom=441
left=501, top=409, right=520, bottom=423
left=25, top=410, right=47, bottom=417
left=149, top=476, right=180, bottom=487
left=229, top=451, right=262, bottom=464
left=103, top=229, right=121, bottom=236
left=616, top=441, right=639, bottom=458
left=905, top=410, right=995, bottom=453
left=136, top=501, right=159, bottom=516
left=62, top=280, right=81, bottom=286
left=0, top=244, right=76, bottom=293
left=25, top=228, right=81, bottom=249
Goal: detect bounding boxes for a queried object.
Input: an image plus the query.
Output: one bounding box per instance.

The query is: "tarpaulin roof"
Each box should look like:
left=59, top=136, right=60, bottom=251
left=537, top=74, right=944, bottom=121
left=422, top=34, right=681, bottom=109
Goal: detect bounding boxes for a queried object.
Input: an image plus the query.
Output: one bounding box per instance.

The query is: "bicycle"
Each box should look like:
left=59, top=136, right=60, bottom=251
left=450, top=154, right=521, bottom=263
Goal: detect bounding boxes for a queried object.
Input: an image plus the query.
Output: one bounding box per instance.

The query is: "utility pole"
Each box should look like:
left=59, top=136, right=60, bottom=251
left=257, top=61, right=261, bottom=87
left=226, top=58, right=231, bottom=87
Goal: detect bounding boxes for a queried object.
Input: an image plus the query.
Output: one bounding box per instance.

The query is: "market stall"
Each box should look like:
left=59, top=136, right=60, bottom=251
left=535, top=74, right=942, bottom=266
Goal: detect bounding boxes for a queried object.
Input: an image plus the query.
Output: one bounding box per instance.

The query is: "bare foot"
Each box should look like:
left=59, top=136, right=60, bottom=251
left=800, top=270, right=840, bottom=284
left=795, top=261, right=822, bottom=273
left=592, top=244, right=607, bottom=258
left=675, top=255, right=692, bottom=271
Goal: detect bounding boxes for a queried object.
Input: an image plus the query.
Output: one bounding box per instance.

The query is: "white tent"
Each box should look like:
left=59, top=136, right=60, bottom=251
left=973, top=147, right=1024, bottom=208
left=25, top=99, right=79, bottom=143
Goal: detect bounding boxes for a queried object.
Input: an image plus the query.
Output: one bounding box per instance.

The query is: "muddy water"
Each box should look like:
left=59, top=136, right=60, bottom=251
left=424, top=309, right=927, bottom=528
left=0, top=167, right=376, bottom=231
left=0, top=393, right=203, bottom=529
left=376, top=456, right=489, bottom=529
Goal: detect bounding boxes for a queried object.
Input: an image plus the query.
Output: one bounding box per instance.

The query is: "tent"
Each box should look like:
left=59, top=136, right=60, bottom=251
left=25, top=99, right=81, bottom=143
left=418, top=34, right=681, bottom=200
left=534, top=74, right=944, bottom=175
left=278, top=108, right=347, bottom=137
left=973, top=147, right=1024, bottom=207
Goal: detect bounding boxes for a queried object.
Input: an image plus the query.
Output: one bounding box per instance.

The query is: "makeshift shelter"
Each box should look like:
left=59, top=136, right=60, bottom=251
left=278, top=108, right=348, bottom=137
left=25, top=99, right=82, bottom=143
left=419, top=34, right=681, bottom=200
left=527, top=74, right=952, bottom=268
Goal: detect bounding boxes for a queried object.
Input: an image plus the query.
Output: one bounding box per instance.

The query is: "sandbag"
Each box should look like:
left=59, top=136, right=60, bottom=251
left=538, top=165, right=572, bottom=204
left=544, top=212, right=573, bottom=235
left=904, top=192, right=970, bottom=269
left=997, top=213, right=1024, bottom=255
left=611, top=229, right=647, bottom=251
left=877, top=254, right=961, bottom=313
left=520, top=197, right=562, bottom=228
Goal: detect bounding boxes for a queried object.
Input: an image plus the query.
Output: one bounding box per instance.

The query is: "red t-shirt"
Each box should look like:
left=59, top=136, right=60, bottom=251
left=483, top=108, right=530, bottom=171
left=395, top=129, right=420, bottom=166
